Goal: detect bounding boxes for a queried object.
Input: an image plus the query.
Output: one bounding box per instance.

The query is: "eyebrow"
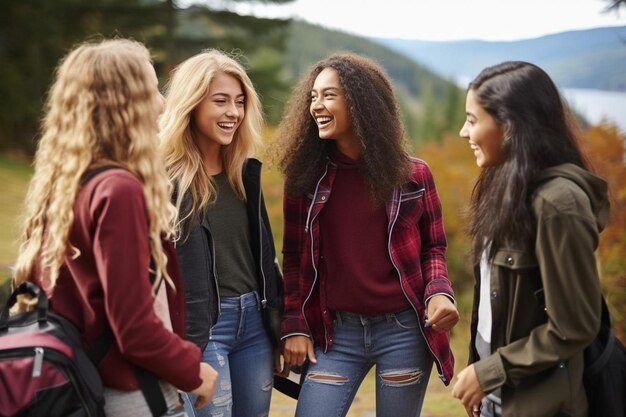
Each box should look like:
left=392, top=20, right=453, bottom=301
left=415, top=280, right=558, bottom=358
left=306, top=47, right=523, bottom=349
left=311, top=87, right=341, bottom=94
left=211, top=92, right=245, bottom=98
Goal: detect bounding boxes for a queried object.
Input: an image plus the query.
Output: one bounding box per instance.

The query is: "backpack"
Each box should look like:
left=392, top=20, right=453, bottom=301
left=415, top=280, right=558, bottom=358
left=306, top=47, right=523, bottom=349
left=0, top=281, right=105, bottom=417
left=583, top=296, right=626, bottom=417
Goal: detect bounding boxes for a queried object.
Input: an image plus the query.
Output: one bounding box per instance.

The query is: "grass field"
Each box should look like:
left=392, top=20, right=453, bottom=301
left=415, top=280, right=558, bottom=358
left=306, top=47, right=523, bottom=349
left=0, top=154, right=470, bottom=416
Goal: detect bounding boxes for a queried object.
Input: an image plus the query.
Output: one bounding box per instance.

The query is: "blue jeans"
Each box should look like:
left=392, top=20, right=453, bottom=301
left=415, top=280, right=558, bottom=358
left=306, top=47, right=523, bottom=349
left=295, top=308, right=433, bottom=417
left=182, top=291, right=273, bottom=417
left=480, top=396, right=502, bottom=417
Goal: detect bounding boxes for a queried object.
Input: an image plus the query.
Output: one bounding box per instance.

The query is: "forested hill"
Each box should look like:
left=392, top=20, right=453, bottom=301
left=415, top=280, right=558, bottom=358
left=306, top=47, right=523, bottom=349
left=374, top=25, right=626, bottom=92
left=281, top=20, right=466, bottom=145
left=0, top=3, right=464, bottom=152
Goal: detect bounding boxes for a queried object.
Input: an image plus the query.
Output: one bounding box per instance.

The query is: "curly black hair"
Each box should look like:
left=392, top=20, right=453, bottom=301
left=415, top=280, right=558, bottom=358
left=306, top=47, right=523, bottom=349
left=271, top=52, right=413, bottom=203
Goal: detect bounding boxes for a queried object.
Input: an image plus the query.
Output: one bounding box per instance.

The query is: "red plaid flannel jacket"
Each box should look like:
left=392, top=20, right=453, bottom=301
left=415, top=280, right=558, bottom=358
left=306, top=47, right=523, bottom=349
left=280, top=157, right=455, bottom=385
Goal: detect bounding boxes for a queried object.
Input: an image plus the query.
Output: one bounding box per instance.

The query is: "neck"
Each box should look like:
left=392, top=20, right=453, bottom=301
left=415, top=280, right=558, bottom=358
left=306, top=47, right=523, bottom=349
left=335, top=137, right=362, bottom=161
left=198, top=141, right=223, bottom=175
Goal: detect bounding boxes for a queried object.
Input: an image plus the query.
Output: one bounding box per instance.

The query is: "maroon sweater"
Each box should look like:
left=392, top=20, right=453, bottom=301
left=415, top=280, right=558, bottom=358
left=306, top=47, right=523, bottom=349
left=34, top=169, right=202, bottom=391
left=320, top=149, right=409, bottom=315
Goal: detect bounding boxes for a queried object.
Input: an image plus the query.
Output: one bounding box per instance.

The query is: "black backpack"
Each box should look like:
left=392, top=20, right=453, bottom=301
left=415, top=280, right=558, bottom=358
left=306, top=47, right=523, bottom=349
left=583, top=296, right=626, bottom=417
left=0, top=281, right=105, bottom=416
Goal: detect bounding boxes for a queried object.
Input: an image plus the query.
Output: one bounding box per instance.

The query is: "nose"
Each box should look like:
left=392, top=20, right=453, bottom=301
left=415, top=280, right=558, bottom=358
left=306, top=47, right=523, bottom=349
left=225, top=102, right=240, bottom=118
left=459, top=121, right=469, bottom=138
left=310, top=98, right=324, bottom=113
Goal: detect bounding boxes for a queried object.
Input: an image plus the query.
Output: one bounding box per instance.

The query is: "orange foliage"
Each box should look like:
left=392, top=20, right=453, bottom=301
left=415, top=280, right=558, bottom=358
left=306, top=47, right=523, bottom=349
left=417, top=124, right=626, bottom=338
left=579, top=122, right=626, bottom=338
left=415, top=133, right=480, bottom=292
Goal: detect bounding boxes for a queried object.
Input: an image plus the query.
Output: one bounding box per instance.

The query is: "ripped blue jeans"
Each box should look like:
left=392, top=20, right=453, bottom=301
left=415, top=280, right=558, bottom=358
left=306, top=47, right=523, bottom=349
left=295, top=308, right=432, bottom=417
left=182, top=291, right=273, bottom=417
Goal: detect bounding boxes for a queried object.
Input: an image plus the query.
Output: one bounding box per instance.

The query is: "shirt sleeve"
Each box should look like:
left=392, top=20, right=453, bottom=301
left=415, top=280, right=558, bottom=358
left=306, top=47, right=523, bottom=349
left=91, top=173, right=202, bottom=392
left=280, top=191, right=310, bottom=338
left=417, top=162, right=455, bottom=301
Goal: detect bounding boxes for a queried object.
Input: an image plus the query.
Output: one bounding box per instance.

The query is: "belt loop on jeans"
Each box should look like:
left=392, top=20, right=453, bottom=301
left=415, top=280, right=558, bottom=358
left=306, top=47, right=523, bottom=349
left=254, top=290, right=261, bottom=310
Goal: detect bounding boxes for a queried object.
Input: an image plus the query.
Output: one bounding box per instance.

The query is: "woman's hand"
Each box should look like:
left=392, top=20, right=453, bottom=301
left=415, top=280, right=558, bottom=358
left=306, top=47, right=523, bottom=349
left=283, top=335, right=316, bottom=367
left=191, top=362, right=218, bottom=408
left=452, top=364, right=485, bottom=417
left=426, top=294, right=459, bottom=331
left=274, top=346, right=291, bottom=377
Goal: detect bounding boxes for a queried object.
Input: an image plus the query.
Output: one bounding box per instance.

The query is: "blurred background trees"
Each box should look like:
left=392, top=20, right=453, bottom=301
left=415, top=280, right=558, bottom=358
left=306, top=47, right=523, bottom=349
left=0, top=3, right=624, bottom=415
left=0, top=0, right=623, bottom=339
left=0, top=0, right=465, bottom=154
left=0, top=0, right=293, bottom=153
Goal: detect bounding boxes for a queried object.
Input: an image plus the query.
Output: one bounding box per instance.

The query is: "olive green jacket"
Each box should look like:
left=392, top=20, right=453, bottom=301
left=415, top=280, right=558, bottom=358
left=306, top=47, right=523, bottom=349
left=469, top=163, right=610, bottom=417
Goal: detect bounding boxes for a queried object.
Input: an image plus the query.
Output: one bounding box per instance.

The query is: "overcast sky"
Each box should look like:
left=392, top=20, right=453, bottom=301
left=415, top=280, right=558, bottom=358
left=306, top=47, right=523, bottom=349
left=219, top=0, right=626, bottom=41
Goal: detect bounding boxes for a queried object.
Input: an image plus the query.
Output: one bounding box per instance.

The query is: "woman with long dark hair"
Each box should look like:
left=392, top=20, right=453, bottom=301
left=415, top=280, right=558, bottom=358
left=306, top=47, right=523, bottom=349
left=452, top=61, right=610, bottom=417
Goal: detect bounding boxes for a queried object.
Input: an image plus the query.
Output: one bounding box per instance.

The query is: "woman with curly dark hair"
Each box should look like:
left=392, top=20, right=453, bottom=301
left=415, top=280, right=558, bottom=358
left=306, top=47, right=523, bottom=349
left=272, top=52, right=459, bottom=416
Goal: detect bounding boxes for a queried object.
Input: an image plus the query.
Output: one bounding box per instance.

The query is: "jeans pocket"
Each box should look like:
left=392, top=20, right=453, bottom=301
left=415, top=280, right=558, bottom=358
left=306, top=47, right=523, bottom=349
left=333, top=318, right=341, bottom=330
left=391, top=310, right=419, bottom=330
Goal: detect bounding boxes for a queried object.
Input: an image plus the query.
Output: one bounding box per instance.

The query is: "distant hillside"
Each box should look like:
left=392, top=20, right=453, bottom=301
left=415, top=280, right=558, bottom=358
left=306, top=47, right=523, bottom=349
left=281, top=21, right=467, bottom=145
left=374, top=26, right=626, bottom=92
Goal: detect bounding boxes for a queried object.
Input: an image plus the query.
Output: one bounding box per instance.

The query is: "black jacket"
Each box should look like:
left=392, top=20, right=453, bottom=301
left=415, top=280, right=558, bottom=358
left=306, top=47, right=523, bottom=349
left=175, top=158, right=283, bottom=350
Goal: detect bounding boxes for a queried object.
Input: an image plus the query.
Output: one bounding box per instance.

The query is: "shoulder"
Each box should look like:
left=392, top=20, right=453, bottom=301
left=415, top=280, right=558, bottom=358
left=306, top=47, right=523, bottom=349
left=83, top=169, right=146, bottom=214
left=532, top=177, right=591, bottom=218
left=243, top=157, right=262, bottom=181
left=244, top=157, right=262, bottom=170
left=408, top=156, right=429, bottom=169
left=407, top=156, right=435, bottom=183
left=89, top=169, right=143, bottom=196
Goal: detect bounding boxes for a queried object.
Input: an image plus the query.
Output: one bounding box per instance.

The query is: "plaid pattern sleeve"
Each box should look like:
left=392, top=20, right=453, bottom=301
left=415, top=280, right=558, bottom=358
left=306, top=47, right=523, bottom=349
left=280, top=192, right=310, bottom=337
left=415, top=160, right=454, bottom=301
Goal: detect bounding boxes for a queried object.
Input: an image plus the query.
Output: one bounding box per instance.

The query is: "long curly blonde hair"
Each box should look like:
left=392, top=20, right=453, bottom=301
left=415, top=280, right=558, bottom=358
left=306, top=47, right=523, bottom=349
left=159, top=49, right=263, bottom=238
left=13, top=38, right=177, bottom=294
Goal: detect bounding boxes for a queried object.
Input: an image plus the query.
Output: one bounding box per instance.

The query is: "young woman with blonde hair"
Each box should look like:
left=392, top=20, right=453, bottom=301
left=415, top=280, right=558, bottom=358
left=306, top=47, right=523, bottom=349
left=160, top=49, right=284, bottom=417
left=12, top=38, right=216, bottom=416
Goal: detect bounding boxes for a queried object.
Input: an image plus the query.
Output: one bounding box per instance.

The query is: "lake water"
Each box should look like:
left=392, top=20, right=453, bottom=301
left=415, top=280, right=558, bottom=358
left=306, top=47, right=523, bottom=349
left=562, top=88, right=626, bottom=132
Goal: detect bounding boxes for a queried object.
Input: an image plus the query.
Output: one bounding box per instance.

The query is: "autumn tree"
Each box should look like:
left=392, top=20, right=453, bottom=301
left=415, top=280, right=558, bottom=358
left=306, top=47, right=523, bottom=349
left=580, top=121, right=626, bottom=339
left=415, top=133, right=479, bottom=294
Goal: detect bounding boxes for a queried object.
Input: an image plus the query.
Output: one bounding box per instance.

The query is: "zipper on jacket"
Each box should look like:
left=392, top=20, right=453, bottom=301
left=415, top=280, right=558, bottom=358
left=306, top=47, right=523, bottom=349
left=209, top=231, right=221, bottom=323
left=301, top=162, right=331, bottom=350
left=387, top=196, right=447, bottom=384
left=257, top=183, right=268, bottom=308
left=304, top=163, right=330, bottom=233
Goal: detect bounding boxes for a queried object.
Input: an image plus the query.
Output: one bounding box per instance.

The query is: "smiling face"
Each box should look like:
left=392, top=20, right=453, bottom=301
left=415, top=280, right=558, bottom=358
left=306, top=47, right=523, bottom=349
left=310, top=67, right=360, bottom=153
left=193, top=71, right=245, bottom=151
left=459, top=89, right=506, bottom=168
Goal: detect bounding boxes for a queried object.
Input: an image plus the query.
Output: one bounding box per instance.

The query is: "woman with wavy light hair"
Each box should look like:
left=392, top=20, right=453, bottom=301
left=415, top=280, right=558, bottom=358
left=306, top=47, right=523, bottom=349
left=13, top=38, right=216, bottom=416
left=160, top=49, right=285, bottom=417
